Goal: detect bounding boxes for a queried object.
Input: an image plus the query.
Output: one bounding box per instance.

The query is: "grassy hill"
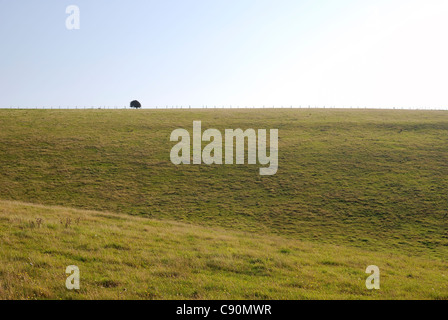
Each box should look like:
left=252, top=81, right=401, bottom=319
left=0, top=109, right=447, bottom=299
left=1, top=200, right=447, bottom=300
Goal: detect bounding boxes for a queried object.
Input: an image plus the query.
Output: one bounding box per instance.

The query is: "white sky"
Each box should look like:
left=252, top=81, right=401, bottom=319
left=0, top=0, right=447, bottom=109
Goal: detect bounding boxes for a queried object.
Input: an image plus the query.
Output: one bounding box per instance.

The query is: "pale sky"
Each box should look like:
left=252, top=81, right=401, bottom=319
left=1, top=0, right=447, bottom=109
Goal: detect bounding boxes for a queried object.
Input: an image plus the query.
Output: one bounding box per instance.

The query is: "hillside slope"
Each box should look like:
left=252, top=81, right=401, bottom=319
left=0, top=109, right=447, bottom=259
left=0, top=200, right=446, bottom=300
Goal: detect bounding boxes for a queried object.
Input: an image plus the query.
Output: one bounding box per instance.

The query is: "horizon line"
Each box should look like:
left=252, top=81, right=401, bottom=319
left=1, top=106, right=447, bottom=111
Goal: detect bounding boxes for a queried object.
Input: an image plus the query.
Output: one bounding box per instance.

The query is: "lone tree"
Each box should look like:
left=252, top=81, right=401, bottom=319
left=130, top=100, right=142, bottom=109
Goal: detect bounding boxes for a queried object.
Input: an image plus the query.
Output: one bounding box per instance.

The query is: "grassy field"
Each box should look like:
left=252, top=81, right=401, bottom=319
left=1, top=200, right=447, bottom=300
left=0, top=109, right=447, bottom=299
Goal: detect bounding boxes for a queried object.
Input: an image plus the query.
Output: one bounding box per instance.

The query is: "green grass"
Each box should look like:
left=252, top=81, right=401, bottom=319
left=0, top=109, right=447, bottom=299
left=1, top=200, right=447, bottom=300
